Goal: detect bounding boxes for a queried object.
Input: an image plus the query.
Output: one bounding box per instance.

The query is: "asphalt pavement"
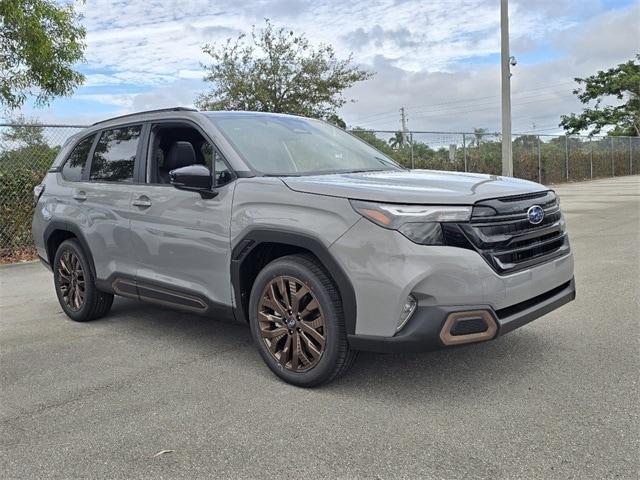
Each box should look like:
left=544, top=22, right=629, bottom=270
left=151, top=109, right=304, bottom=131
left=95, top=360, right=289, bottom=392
left=1, top=176, right=639, bottom=479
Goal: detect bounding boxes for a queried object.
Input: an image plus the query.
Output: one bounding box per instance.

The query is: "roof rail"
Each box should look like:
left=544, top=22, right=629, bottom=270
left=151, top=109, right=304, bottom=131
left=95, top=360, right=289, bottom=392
left=91, top=107, right=198, bottom=126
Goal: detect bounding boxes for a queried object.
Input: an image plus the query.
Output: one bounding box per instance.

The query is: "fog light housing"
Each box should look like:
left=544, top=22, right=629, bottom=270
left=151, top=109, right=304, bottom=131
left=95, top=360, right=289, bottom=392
left=396, top=295, right=417, bottom=333
left=439, top=310, right=497, bottom=346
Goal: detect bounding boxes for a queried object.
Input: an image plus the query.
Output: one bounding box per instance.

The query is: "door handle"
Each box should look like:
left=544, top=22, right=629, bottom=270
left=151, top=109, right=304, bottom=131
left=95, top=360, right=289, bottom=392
left=73, top=191, right=87, bottom=201
left=132, top=196, right=152, bottom=208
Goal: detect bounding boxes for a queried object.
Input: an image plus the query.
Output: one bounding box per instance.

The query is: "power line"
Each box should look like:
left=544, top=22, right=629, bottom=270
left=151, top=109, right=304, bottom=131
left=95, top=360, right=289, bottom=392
left=410, top=97, right=563, bottom=122
left=408, top=90, right=565, bottom=117
left=348, top=80, right=575, bottom=124
left=354, top=88, right=571, bottom=125
left=406, top=81, right=574, bottom=117
left=517, top=125, right=564, bottom=133
left=354, top=92, right=568, bottom=129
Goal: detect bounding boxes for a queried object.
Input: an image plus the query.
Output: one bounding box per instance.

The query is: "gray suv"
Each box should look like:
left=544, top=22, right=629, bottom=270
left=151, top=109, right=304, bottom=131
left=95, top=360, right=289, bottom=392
left=32, top=108, right=576, bottom=386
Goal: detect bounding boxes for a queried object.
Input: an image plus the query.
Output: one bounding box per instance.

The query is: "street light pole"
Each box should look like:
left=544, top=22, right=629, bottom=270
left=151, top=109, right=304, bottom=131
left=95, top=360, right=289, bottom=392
left=400, top=106, right=408, bottom=145
left=500, top=0, right=513, bottom=177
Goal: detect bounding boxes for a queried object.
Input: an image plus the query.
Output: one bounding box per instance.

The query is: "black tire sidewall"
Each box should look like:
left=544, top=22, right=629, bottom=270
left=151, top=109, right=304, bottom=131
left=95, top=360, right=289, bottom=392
left=249, top=256, right=345, bottom=387
left=53, top=239, right=97, bottom=322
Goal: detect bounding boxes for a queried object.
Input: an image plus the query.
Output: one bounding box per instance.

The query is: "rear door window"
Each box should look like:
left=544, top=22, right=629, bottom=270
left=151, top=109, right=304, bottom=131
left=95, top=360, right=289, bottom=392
left=62, top=134, right=95, bottom=181
left=90, top=125, right=141, bottom=183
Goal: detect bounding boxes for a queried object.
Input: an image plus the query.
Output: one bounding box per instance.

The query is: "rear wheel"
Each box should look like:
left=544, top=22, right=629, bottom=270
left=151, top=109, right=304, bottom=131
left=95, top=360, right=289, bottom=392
left=53, top=239, right=113, bottom=322
left=249, top=254, right=356, bottom=387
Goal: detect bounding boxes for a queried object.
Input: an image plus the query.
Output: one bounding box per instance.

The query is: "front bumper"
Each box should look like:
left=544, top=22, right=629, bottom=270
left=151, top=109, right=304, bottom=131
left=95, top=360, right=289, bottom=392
left=348, top=277, right=576, bottom=353
left=330, top=217, right=575, bottom=337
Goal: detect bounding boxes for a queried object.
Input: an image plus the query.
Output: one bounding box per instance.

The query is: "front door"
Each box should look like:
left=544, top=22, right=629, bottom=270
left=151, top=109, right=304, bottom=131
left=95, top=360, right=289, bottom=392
left=129, top=124, right=236, bottom=313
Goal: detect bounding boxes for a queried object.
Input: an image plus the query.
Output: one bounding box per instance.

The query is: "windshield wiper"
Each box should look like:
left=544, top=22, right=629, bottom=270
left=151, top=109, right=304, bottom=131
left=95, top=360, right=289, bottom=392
left=344, top=168, right=389, bottom=174
left=263, top=173, right=302, bottom=177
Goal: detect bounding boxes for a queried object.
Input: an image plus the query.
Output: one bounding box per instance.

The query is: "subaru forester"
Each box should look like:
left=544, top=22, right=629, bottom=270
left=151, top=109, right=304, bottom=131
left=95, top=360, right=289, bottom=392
left=32, top=108, right=576, bottom=386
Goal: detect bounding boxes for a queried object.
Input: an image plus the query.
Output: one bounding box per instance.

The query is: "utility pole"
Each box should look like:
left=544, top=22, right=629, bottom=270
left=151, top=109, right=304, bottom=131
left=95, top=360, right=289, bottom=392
left=500, top=0, right=513, bottom=177
left=400, top=107, right=408, bottom=145
left=410, top=132, right=415, bottom=169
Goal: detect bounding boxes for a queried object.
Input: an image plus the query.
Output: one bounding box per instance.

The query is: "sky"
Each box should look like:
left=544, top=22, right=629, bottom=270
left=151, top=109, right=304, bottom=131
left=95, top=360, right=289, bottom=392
left=15, top=0, right=640, bottom=134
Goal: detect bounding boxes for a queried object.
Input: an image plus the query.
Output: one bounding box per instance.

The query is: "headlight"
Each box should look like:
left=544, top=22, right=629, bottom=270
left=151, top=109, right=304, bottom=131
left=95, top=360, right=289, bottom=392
left=350, top=200, right=472, bottom=245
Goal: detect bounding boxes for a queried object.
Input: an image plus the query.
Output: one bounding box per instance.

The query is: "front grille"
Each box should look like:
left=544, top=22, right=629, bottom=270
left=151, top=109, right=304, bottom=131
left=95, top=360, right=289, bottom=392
left=457, top=191, right=570, bottom=275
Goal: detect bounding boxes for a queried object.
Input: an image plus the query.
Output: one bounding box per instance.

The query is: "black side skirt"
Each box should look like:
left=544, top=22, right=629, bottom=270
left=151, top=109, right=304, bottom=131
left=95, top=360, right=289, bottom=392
left=95, top=274, right=235, bottom=321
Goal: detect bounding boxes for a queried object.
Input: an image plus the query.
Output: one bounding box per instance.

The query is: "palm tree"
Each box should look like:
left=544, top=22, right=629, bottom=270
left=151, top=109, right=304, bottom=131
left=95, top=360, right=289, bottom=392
left=472, top=128, right=487, bottom=146
left=388, top=131, right=404, bottom=149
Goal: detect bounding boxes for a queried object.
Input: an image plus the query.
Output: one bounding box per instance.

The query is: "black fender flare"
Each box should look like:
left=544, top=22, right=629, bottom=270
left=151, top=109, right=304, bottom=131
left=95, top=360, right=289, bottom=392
left=43, top=220, right=97, bottom=279
left=230, top=228, right=357, bottom=335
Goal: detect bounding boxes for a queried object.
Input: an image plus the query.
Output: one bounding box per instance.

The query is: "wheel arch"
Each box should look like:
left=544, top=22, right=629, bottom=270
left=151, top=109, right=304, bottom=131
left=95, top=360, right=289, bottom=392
left=231, top=228, right=357, bottom=334
left=43, top=221, right=97, bottom=278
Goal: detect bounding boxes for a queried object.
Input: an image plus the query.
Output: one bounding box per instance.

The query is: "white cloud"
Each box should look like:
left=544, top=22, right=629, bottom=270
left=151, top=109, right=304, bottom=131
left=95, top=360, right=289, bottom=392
left=74, top=0, right=577, bottom=82
left=562, top=2, right=640, bottom=65
left=340, top=2, right=639, bottom=133
left=73, top=93, right=137, bottom=108
left=28, top=0, right=639, bottom=134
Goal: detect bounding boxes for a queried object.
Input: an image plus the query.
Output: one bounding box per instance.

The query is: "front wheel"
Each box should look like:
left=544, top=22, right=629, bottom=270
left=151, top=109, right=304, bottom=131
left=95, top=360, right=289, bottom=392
left=249, top=254, right=356, bottom=387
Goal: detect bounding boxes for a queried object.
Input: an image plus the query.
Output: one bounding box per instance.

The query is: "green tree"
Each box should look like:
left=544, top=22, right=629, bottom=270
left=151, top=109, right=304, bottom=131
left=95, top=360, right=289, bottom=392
left=388, top=131, right=404, bottom=149
left=351, top=128, right=394, bottom=154
left=196, top=19, right=372, bottom=119
left=0, top=116, right=60, bottom=171
left=0, top=0, right=85, bottom=110
left=325, top=114, right=347, bottom=129
left=560, top=55, right=640, bottom=136
left=1, top=114, right=47, bottom=147
left=513, top=134, right=538, bottom=149
left=0, top=117, right=61, bottom=255
left=472, top=128, right=487, bottom=146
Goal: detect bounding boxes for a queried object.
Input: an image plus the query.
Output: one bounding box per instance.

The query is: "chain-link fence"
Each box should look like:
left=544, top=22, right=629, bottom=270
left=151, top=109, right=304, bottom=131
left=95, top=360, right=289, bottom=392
left=0, top=124, right=86, bottom=261
left=1, top=123, right=638, bottom=261
left=351, top=129, right=640, bottom=184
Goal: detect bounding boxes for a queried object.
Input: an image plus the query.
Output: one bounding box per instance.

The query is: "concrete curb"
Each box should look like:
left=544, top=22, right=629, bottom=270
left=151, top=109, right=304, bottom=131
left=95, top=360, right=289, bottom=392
left=0, top=259, right=40, bottom=269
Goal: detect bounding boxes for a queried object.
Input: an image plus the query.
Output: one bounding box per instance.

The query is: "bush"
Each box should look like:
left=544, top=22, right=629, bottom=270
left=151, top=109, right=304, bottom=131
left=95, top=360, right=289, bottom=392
left=0, top=143, right=58, bottom=258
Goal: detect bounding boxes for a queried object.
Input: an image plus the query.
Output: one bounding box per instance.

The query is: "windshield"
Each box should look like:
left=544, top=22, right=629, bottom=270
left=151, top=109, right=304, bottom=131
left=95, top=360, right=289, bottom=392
left=205, top=114, right=402, bottom=176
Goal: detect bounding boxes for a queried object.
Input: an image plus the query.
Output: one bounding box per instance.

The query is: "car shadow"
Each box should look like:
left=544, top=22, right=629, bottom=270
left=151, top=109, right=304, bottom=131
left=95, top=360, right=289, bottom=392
left=103, top=297, right=558, bottom=398
left=331, top=331, right=556, bottom=397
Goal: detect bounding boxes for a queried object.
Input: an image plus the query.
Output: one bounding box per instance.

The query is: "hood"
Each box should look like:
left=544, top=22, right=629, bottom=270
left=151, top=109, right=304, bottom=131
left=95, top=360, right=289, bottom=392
left=281, top=169, right=548, bottom=205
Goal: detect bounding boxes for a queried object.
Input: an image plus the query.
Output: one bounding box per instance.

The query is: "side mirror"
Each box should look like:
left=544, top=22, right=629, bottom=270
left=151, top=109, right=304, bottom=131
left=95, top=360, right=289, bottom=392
left=169, top=164, right=217, bottom=198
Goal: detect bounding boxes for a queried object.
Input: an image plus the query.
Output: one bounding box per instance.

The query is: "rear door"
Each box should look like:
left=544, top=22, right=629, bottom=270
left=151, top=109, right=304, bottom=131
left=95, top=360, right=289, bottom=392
left=53, top=132, right=97, bottom=227
left=36, top=133, right=96, bottom=262
left=80, top=124, right=144, bottom=281
left=129, top=123, right=236, bottom=312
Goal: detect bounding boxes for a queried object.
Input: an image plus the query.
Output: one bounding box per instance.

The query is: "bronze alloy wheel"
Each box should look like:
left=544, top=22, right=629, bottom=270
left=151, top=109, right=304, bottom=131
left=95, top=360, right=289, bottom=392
left=58, top=250, right=85, bottom=311
left=258, top=275, right=326, bottom=372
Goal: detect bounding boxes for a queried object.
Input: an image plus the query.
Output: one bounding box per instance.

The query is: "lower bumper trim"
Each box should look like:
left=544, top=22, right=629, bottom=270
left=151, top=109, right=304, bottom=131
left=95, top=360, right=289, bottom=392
left=348, top=277, right=576, bottom=353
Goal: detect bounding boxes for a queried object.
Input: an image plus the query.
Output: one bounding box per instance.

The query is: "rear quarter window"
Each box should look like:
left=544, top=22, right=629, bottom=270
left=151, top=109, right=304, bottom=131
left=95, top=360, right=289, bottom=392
left=61, top=134, right=95, bottom=181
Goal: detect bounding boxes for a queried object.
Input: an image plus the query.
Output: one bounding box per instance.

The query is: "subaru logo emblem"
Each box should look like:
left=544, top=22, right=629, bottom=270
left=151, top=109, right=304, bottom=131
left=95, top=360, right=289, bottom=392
left=527, top=205, right=544, bottom=225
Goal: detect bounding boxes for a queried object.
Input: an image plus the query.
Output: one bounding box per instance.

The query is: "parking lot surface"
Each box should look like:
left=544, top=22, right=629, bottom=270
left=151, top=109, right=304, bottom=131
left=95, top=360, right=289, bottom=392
left=1, top=176, right=639, bottom=479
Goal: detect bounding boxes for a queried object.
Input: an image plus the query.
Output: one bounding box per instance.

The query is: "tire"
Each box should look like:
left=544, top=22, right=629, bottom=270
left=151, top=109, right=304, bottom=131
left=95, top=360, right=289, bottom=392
left=53, top=239, right=114, bottom=322
left=249, top=254, right=357, bottom=387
